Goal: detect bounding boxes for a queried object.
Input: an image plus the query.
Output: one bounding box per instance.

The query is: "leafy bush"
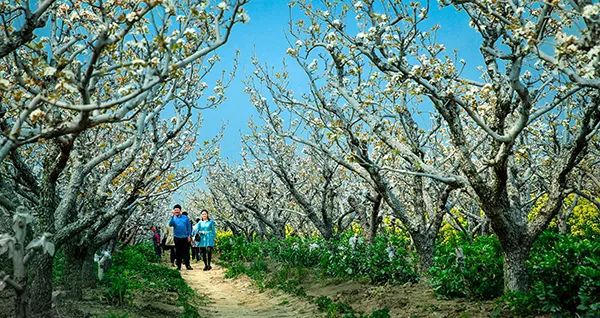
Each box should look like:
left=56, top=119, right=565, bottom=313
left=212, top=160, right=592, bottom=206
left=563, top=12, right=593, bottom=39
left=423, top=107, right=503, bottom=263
left=217, top=231, right=418, bottom=285
left=502, top=232, right=600, bottom=316
left=429, top=235, right=503, bottom=299
left=102, top=244, right=201, bottom=317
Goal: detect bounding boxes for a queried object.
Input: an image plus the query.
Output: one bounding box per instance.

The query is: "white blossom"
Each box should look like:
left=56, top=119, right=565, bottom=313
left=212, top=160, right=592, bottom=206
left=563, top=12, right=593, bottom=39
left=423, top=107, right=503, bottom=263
left=582, top=4, right=600, bottom=19
left=286, top=48, right=298, bottom=57
left=43, top=67, right=57, bottom=77
left=217, top=1, right=229, bottom=10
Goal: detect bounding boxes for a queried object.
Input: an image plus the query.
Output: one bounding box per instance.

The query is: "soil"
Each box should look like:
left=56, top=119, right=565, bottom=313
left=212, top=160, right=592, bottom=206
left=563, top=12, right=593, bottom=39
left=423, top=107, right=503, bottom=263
left=180, top=263, right=322, bottom=318
left=301, top=277, right=504, bottom=318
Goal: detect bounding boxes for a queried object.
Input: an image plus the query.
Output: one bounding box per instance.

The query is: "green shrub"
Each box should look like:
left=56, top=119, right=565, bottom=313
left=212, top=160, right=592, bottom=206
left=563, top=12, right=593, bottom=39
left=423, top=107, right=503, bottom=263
left=502, top=232, right=600, bottom=316
left=217, top=232, right=418, bottom=285
left=368, top=308, right=390, bottom=318
left=315, top=295, right=356, bottom=317
left=224, top=261, right=247, bottom=279
left=429, top=235, right=503, bottom=299
left=101, top=243, right=200, bottom=316
left=103, top=273, right=132, bottom=305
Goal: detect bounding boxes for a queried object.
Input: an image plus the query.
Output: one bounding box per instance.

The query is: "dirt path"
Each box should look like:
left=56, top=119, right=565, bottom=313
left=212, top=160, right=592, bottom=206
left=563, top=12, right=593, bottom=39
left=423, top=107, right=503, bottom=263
left=180, top=264, right=321, bottom=318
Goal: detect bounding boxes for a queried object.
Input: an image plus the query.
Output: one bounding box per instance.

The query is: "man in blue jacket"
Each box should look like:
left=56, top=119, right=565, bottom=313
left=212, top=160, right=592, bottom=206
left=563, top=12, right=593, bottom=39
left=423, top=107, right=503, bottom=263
left=169, top=204, right=193, bottom=270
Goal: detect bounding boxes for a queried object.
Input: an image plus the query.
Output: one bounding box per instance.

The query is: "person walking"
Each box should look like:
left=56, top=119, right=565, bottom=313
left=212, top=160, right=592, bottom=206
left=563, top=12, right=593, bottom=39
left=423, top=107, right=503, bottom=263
left=190, top=218, right=200, bottom=262
left=162, top=224, right=176, bottom=266
left=192, top=209, right=217, bottom=271
left=169, top=204, right=193, bottom=270
left=151, top=226, right=162, bottom=258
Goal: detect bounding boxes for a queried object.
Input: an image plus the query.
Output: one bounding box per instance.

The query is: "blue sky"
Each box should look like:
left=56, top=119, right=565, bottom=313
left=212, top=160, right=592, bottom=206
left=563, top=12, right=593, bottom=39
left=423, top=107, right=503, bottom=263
left=178, top=0, right=484, bottom=202
left=199, top=0, right=483, bottom=164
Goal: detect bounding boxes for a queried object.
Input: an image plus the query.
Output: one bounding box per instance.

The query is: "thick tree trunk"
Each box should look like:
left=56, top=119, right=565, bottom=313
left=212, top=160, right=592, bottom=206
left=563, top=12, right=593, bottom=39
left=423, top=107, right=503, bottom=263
left=503, top=246, right=530, bottom=292
left=411, top=233, right=435, bottom=271
left=62, top=245, right=85, bottom=299
left=81, top=251, right=97, bottom=289
left=27, top=254, right=53, bottom=318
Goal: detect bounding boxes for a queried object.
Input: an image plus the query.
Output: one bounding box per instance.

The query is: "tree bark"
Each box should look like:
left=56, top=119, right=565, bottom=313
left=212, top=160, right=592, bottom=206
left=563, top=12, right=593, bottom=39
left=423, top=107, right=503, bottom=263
left=503, top=245, right=531, bottom=292
left=81, top=251, right=97, bottom=289
left=412, top=232, right=435, bottom=271
left=62, top=244, right=86, bottom=299
left=26, top=254, right=53, bottom=318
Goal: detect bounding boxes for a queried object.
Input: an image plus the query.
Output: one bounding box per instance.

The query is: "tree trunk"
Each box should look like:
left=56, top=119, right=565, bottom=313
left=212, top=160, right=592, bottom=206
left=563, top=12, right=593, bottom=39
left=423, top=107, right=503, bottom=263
left=366, top=194, right=383, bottom=244
left=412, top=233, right=435, bottom=272
left=503, top=246, right=530, bottom=292
left=62, top=245, right=85, bottom=299
left=27, top=254, right=54, bottom=318
left=81, top=251, right=97, bottom=289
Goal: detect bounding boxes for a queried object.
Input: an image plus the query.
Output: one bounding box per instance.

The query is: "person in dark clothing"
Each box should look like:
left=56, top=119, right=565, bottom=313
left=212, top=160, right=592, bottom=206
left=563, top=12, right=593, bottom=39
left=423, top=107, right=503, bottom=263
left=169, top=204, right=193, bottom=270
left=151, top=226, right=162, bottom=258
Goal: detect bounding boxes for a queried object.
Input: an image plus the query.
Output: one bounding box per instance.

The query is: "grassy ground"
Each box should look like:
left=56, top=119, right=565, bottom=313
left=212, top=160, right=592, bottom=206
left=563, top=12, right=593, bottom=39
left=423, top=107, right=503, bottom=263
left=0, top=244, right=208, bottom=318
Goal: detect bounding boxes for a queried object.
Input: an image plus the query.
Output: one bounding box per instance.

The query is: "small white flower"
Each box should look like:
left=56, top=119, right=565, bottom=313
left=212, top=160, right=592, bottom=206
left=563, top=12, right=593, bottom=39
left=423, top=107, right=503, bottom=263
left=239, top=12, right=250, bottom=23
left=286, top=48, right=297, bottom=56
left=184, top=27, right=196, bottom=36
left=295, top=39, right=304, bottom=47
left=582, top=4, right=600, bottom=19
left=332, top=19, right=342, bottom=28
left=126, top=12, right=137, bottom=22
left=322, top=10, right=330, bottom=17
left=0, top=78, right=11, bottom=90
left=354, top=1, right=364, bottom=10
left=43, top=67, right=57, bottom=77
left=217, top=1, right=228, bottom=10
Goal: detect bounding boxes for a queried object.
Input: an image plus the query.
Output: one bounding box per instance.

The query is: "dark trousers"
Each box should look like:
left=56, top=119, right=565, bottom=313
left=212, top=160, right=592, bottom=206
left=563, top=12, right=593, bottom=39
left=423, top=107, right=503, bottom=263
left=153, top=243, right=162, bottom=257
left=164, top=246, right=175, bottom=264
left=191, top=246, right=199, bottom=261
left=174, top=237, right=190, bottom=268
left=199, top=246, right=213, bottom=267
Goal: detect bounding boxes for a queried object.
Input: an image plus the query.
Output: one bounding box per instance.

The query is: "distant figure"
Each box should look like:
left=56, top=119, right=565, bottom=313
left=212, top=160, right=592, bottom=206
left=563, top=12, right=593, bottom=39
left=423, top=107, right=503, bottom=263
left=183, top=211, right=193, bottom=267
left=151, top=226, right=162, bottom=258
left=163, top=225, right=176, bottom=266
left=169, top=204, right=193, bottom=270
left=191, top=218, right=201, bottom=262
left=192, top=209, right=217, bottom=271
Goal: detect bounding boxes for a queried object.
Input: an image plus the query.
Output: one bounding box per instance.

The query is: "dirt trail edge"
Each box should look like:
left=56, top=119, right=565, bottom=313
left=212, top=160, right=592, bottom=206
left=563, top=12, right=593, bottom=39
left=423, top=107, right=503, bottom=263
left=180, top=264, right=321, bottom=318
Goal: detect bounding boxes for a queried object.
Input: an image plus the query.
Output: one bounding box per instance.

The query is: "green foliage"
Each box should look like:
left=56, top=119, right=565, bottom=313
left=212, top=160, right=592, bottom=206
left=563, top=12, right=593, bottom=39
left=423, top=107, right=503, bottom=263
left=264, top=265, right=307, bottom=297
left=52, top=250, right=65, bottom=284
left=100, top=313, right=130, bottom=318
left=315, top=296, right=356, bottom=317
left=368, top=308, right=391, bottom=318
left=428, top=231, right=599, bottom=316
left=218, top=231, right=418, bottom=285
left=502, top=232, right=600, bottom=316
left=102, top=243, right=201, bottom=317
left=429, top=235, right=503, bottom=299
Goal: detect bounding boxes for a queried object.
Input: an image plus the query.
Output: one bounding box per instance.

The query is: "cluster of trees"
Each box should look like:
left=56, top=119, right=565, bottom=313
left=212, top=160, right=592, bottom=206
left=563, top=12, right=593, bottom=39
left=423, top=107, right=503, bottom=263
left=196, top=0, right=600, bottom=297
left=0, top=0, right=249, bottom=316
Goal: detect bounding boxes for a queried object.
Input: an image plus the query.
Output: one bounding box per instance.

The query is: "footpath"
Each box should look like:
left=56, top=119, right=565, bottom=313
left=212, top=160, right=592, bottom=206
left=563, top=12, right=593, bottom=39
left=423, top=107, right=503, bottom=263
left=180, top=264, right=321, bottom=318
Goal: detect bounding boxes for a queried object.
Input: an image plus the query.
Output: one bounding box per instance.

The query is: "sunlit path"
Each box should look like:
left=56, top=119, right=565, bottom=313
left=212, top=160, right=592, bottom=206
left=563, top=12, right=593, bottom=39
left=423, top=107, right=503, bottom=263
left=180, top=265, right=321, bottom=318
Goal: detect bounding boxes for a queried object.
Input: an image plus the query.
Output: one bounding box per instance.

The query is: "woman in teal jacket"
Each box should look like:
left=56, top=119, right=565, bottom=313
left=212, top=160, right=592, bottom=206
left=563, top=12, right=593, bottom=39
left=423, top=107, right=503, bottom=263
left=192, top=209, right=217, bottom=271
